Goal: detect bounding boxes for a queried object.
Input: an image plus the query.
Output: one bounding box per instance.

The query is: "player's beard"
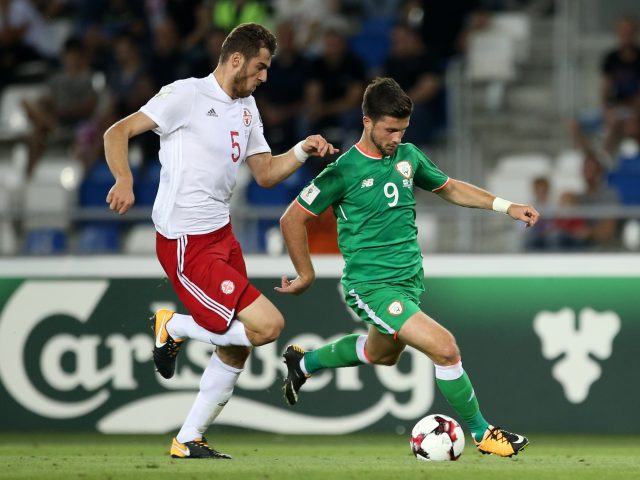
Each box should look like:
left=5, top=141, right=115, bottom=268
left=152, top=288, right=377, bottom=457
left=369, top=130, right=397, bottom=157
left=231, top=64, right=255, bottom=98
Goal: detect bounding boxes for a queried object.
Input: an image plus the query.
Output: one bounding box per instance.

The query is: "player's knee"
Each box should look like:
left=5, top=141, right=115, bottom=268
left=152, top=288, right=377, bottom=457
left=213, top=346, right=251, bottom=372
left=253, top=313, right=284, bottom=346
left=367, top=351, right=401, bottom=366
left=434, top=339, right=461, bottom=365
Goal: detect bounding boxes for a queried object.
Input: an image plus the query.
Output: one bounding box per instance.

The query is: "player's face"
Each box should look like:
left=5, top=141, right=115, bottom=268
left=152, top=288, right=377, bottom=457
left=231, top=47, right=272, bottom=98
left=367, top=115, right=410, bottom=157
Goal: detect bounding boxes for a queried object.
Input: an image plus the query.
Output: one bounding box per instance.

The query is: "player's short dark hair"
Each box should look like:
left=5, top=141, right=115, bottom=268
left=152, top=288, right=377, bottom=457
left=219, top=23, right=277, bottom=63
left=362, top=77, right=413, bottom=121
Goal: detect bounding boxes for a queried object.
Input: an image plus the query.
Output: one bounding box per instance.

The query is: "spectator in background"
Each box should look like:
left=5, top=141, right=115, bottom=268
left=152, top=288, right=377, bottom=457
left=189, top=27, right=227, bottom=77
left=79, top=0, right=148, bottom=74
left=107, top=34, right=149, bottom=118
left=524, top=176, right=554, bottom=250
left=402, top=0, right=482, bottom=64
left=599, top=16, right=640, bottom=160
left=0, top=0, right=57, bottom=87
left=255, top=20, right=308, bottom=154
left=552, top=191, right=591, bottom=250
left=162, top=0, right=206, bottom=52
left=271, top=0, right=338, bottom=55
left=575, top=152, right=620, bottom=249
left=602, top=17, right=640, bottom=114
left=22, top=37, right=97, bottom=177
left=383, top=22, right=445, bottom=144
left=149, top=18, right=191, bottom=89
left=303, top=20, right=366, bottom=161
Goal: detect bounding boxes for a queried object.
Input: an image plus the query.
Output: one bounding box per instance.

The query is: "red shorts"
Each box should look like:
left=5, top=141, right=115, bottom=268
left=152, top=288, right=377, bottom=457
left=156, top=224, right=261, bottom=333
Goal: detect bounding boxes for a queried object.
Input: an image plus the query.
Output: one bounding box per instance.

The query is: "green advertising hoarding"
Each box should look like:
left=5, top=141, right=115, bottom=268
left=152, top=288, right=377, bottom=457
left=0, top=255, right=637, bottom=433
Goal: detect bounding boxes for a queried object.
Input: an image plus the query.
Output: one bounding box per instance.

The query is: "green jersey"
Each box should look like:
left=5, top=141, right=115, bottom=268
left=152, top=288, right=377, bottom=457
left=296, top=143, right=449, bottom=287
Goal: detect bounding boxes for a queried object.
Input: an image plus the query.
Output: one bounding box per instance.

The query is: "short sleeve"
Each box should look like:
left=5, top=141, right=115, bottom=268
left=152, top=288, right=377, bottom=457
left=245, top=98, right=271, bottom=157
left=296, top=163, right=345, bottom=216
left=139, top=82, right=195, bottom=136
left=413, top=147, right=450, bottom=192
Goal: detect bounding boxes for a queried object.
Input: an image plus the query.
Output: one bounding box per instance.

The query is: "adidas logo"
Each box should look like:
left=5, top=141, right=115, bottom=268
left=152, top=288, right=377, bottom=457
left=207, top=108, right=217, bottom=117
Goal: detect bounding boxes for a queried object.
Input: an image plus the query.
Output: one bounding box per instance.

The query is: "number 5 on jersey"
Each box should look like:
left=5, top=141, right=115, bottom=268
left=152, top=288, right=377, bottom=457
left=230, top=131, right=241, bottom=162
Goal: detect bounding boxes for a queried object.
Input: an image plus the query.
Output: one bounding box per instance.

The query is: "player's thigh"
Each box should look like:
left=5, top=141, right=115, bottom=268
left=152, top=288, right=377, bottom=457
left=364, top=325, right=406, bottom=365
left=397, top=311, right=460, bottom=365
left=345, top=283, right=421, bottom=337
left=237, top=294, right=284, bottom=338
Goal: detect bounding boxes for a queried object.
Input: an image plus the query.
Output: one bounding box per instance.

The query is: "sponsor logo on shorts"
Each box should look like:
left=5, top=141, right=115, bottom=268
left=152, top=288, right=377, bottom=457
left=243, top=108, right=252, bottom=126
left=395, top=161, right=412, bottom=179
left=300, top=184, right=321, bottom=204
left=220, top=280, right=235, bottom=294
left=388, top=301, right=404, bottom=316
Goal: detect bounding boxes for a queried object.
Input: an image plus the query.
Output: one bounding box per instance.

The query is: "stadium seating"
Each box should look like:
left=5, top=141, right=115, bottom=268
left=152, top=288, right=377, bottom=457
left=123, top=224, right=157, bottom=254
left=348, top=18, right=393, bottom=74
left=76, top=224, right=120, bottom=254
left=608, top=157, right=640, bottom=204
left=23, top=228, right=66, bottom=255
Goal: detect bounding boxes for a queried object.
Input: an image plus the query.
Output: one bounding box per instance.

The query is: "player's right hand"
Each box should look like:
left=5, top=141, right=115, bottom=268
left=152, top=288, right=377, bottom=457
left=106, top=180, right=135, bottom=215
left=274, top=274, right=314, bottom=296
left=302, top=134, right=339, bottom=158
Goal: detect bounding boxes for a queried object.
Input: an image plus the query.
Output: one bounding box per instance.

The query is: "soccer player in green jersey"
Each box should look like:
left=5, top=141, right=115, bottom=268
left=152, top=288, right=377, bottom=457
left=275, top=77, right=540, bottom=458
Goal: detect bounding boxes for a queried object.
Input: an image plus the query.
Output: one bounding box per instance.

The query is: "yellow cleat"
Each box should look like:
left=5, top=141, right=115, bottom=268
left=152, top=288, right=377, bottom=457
left=475, top=426, right=529, bottom=457
left=170, top=437, right=231, bottom=459
left=151, top=309, right=183, bottom=379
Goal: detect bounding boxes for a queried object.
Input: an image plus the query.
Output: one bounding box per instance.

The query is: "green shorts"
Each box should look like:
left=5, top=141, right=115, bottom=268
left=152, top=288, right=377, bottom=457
left=343, top=273, right=425, bottom=336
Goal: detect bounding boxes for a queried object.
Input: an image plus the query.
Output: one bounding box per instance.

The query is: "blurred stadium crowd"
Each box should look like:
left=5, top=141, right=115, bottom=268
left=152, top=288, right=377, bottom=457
left=0, top=0, right=638, bottom=255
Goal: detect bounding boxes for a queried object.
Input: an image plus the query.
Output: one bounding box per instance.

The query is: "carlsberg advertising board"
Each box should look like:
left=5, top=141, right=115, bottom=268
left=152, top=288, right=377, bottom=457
left=0, top=256, right=637, bottom=433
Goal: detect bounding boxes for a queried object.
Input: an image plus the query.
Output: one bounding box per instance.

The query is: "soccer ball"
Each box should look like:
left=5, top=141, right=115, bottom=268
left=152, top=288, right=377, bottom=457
left=410, top=414, right=465, bottom=461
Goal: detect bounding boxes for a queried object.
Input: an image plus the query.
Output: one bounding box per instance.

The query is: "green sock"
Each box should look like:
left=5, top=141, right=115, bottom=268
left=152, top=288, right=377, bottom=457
left=436, top=371, right=489, bottom=442
left=303, top=334, right=364, bottom=374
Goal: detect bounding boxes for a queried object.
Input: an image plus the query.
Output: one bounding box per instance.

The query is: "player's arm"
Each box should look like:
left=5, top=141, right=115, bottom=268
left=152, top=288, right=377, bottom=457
left=246, top=135, right=338, bottom=188
left=436, top=178, right=541, bottom=227
left=275, top=201, right=316, bottom=295
left=103, top=111, right=158, bottom=214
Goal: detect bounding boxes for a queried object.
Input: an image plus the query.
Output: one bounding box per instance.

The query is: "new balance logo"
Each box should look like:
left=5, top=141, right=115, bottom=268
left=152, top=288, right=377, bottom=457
left=207, top=108, right=218, bottom=117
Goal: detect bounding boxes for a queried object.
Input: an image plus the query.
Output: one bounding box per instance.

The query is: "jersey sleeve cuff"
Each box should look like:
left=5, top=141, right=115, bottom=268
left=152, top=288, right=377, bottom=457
left=295, top=199, right=318, bottom=216
left=432, top=177, right=450, bottom=192
left=139, top=106, right=166, bottom=135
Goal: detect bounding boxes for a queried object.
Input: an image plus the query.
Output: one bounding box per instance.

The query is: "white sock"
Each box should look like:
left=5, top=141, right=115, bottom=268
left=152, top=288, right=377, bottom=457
left=176, top=352, right=242, bottom=443
left=167, top=314, right=252, bottom=347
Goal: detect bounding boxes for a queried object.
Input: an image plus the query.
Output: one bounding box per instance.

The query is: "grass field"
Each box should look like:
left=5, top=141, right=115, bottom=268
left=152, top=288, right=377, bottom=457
left=1, top=433, right=639, bottom=480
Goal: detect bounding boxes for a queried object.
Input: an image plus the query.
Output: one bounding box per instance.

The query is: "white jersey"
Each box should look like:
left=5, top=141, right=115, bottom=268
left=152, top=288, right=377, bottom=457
left=140, top=74, right=270, bottom=238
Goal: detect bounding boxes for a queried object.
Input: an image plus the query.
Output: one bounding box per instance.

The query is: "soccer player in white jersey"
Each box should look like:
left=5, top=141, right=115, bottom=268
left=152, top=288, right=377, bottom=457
left=103, top=23, right=337, bottom=459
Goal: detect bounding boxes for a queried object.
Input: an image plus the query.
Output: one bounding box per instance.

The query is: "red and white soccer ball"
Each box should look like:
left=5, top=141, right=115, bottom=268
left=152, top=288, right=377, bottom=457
left=410, top=414, right=465, bottom=461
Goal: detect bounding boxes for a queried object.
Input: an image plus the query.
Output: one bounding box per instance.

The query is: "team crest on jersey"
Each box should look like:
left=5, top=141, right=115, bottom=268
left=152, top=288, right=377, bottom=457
left=242, top=108, right=253, bottom=127
left=220, top=280, right=235, bottom=295
left=395, top=161, right=412, bottom=179
left=388, top=301, right=404, bottom=316
left=361, top=178, right=374, bottom=188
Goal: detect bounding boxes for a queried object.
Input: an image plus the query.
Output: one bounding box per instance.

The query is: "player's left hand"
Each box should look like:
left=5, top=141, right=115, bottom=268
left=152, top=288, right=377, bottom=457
left=274, top=274, right=314, bottom=296
left=302, top=134, right=339, bottom=158
left=508, top=203, right=540, bottom=227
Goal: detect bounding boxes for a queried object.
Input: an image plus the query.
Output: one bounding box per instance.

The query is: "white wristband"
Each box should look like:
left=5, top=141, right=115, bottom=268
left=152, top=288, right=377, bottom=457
left=293, top=141, right=309, bottom=163
left=492, top=197, right=512, bottom=214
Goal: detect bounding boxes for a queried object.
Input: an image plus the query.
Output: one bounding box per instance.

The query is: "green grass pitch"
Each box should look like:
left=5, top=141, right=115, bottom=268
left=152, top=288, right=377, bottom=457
left=1, top=433, right=639, bottom=480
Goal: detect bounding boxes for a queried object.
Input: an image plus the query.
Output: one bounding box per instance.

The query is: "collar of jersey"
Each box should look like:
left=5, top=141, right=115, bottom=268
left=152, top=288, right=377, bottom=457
left=207, top=73, right=234, bottom=103
left=354, top=144, right=386, bottom=159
